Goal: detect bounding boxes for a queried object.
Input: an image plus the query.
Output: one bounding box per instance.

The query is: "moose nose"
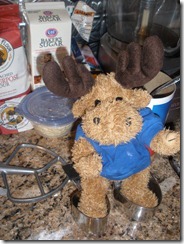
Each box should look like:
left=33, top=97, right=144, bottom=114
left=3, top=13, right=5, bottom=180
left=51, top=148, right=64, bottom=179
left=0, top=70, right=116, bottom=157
left=93, top=117, right=100, bottom=125
left=125, top=117, right=132, bottom=126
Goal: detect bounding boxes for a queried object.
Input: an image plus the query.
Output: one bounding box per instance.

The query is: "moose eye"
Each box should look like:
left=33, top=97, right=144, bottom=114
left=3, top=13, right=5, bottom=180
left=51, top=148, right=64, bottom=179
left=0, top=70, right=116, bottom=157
left=93, top=117, right=100, bottom=125
left=116, top=97, right=123, bottom=101
left=95, top=99, right=101, bottom=107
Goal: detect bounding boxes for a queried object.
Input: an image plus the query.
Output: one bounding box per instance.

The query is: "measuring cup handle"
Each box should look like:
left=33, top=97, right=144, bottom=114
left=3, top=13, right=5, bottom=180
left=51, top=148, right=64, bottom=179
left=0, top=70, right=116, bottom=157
left=164, top=38, right=180, bottom=57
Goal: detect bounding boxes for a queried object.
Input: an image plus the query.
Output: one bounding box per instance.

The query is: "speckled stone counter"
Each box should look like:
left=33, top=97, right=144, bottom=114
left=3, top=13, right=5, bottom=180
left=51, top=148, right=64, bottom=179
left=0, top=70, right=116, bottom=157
left=0, top=121, right=181, bottom=241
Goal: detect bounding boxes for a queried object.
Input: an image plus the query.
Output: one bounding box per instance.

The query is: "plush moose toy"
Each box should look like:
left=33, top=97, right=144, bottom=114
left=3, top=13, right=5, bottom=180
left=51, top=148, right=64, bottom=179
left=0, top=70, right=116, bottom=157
left=43, top=36, right=180, bottom=218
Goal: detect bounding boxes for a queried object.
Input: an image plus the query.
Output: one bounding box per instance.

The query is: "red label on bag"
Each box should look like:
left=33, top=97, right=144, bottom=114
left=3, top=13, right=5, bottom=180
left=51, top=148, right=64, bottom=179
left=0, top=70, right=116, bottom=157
left=0, top=4, right=30, bottom=102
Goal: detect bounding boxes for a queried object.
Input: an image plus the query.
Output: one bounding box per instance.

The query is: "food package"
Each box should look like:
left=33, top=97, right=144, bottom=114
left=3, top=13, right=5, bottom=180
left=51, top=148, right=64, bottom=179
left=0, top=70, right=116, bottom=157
left=0, top=4, right=30, bottom=102
left=23, top=1, right=72, bottom=90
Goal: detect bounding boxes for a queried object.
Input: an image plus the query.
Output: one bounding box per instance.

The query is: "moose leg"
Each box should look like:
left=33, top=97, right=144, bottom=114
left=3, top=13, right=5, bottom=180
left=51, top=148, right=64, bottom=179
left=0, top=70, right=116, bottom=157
left=78, top=176, right=110, bottom=218
left=72, top=138, right=110, bottom=218
left=120, top=167, right=158, bottom=208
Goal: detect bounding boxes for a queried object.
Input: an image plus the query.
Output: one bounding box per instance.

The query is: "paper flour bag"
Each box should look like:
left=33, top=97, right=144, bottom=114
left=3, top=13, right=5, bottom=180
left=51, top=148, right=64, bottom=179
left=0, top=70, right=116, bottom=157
left=0, top=4, right=30, bottom=102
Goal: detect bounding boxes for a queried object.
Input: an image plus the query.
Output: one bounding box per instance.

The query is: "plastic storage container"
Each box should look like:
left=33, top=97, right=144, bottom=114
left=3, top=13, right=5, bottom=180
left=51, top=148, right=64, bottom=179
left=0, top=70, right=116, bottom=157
left=16, top=87, right=76, bottom=138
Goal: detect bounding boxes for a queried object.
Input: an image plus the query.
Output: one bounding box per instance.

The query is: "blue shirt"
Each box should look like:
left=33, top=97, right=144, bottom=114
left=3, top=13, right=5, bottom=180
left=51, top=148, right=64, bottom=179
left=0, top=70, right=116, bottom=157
left=75, top=107, right=164, bottom=180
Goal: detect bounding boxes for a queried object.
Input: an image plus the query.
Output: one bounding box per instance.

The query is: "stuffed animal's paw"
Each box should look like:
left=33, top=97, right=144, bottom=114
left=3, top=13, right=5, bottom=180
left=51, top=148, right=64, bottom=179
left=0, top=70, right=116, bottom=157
left=79, top=177, right=109, bottom=218
left=121, top=186, right=158, bottom=208
left=150, top=129, right=180, bottom=155
left=120, top=167, right=158, bottom=208
left=73, top=153, right=102, bottom=178
left=72, top=138, right=95, bottom=163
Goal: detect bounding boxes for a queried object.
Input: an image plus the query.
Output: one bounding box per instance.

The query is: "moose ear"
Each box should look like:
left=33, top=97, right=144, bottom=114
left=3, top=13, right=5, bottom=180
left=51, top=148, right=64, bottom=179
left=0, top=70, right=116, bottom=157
left=72, top=92, right=94, bottom=118
left=123, top=88, right=152, bottom=109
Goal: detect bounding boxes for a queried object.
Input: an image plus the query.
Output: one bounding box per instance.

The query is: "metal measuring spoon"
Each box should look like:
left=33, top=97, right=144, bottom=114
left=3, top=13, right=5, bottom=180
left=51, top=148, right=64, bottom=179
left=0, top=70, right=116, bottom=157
left=150, top=75, right=180, bottom=96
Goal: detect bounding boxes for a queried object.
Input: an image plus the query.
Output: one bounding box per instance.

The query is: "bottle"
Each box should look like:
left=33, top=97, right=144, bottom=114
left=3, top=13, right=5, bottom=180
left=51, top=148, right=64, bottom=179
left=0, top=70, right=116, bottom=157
left=134, top=0, right=157, bottom=45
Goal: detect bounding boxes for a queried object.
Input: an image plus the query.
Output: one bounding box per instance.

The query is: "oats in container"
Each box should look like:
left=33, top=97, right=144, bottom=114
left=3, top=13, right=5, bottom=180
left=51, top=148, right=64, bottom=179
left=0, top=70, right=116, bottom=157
left=16, top=86, right=76, bottom=138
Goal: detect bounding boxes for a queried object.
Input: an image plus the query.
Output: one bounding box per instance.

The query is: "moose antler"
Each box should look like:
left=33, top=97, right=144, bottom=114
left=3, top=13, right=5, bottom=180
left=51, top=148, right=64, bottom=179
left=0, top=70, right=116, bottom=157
left=115, top=35, right=164, bottom=88
left=43, top=36, right=164, bottom=97
left=43, top=56, right=95, bottom=98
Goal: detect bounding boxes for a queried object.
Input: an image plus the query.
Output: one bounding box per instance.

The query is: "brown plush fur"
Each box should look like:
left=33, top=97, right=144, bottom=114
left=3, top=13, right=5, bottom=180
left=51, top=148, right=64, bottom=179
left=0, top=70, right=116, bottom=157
left=71, top=73, right=180, bottom=218
left=42, top=35, right=180, bottom=218
left=43, top=56, right=95, bottom=98
left=72, top=73, right=152, bottom=118
left=121, top=167, right=158, bottom=208
left=43, top=36, right=163, bottom=97
left=79, top=177, right=110, bottom=218
left=150, top=129, right=180, bottom=155
left=115, top=35, right=164, bottom=88
left=72, top=137, right=110, bottom=218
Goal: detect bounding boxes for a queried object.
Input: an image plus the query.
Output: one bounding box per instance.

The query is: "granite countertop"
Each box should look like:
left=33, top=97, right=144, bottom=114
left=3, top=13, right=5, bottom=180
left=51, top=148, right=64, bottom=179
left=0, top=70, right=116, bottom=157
left=0, top=121, right=181, bottom=241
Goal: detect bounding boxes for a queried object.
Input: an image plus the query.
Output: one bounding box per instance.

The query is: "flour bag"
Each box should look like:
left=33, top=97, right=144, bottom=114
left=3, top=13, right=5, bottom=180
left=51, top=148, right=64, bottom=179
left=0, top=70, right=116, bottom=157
left=0, top=4, right=30, bottom=102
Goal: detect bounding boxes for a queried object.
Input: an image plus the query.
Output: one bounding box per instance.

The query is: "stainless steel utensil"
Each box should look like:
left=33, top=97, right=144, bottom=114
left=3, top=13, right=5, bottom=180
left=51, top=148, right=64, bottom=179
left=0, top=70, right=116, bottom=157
left=113, top=175, right=162, bottom=222
left=0, top=143, right=80, bottom=203
left=150, top=75, right=180, bottom=96
left=71, top=189, right=110, bottom=236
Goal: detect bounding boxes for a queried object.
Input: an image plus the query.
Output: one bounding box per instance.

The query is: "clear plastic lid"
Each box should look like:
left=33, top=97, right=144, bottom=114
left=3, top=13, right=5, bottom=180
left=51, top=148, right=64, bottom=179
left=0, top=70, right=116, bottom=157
left=16, top=87, right=76, bottom=126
